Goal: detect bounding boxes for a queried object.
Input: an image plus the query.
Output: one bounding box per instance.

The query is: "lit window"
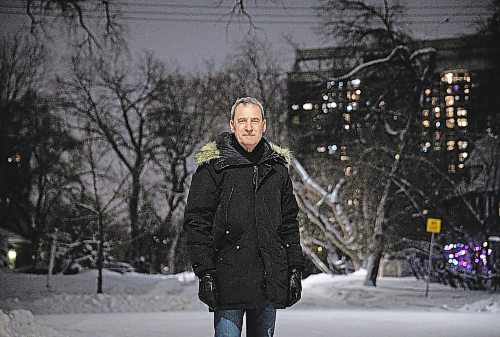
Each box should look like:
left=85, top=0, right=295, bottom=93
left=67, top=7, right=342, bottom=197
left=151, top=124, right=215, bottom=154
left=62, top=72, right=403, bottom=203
left=455, top=95, right=460, bottom=101
left=445, top=96, right=454, bottom=106
left=424, top=88, right=431, bottom=96
left=425, top=142, right=431, bottom=147
left=327, top=102, right=337, bottom=109
left=464, top=88, right=470, bottom=94
left=434, top=107, right=440, bottom=113
left=434, top=132, right=441, bottom=141
left=458, top=163, right=464, bottom=169
left=432, top=97, right=439, bottom=106
left=446, top=107, right=454, bottom=118
left=460, top=152, right=468, bottom=160
left=303, top=103, right=313, bottom=110
left=328, top=145, right=337, bottom=154
left=344, top=166, right=352, bottom=176
left=355, top=89, right=361, bottom=95
left=347, top=105, right=353, bottom=112
left=457, top=118, right=468, bottom=127
left=322, top=94, right=329, bottom=100
left=465, top=76, right=471, bottom=82
left=457, top=108, right=467, bottom=116
left=291, top=104, right=299, bottom=110
left=447, top=140, right=455, bottom=151
left=435, top=111, right=441, bottom=118
left=446, top=119, right=455, bottom=128
left=448, top=164, right=456, bottom=173
left=351, top=78, right=361, bottom=87
left=341, top=155, right=349, bottom=161
left=317, top=146, right=326, bottom=153
left=436, top=121, right=441, bottom=128
left=446, top=88, right=452, bottom=94
left=292, top=116, right=300, bottom=125
left=458, top=140, right=468, bottom=149
left=344, top=124, right=350, bottom=130
left=343, top=113, right=351, bottom=122
left=443, top=72, right=454, bottom=84
left=422, top=109, right=429, bottom=117
left=422, top=120, right=430, bottom=127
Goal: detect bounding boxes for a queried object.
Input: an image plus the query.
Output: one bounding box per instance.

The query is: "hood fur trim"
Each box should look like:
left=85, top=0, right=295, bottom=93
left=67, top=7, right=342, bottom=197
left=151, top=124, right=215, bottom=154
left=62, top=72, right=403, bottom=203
left=194, top=138, right=292, bottom=167
left=195, top=141, right=220, bottom=165
left=270, top=143, right=292, bottom=167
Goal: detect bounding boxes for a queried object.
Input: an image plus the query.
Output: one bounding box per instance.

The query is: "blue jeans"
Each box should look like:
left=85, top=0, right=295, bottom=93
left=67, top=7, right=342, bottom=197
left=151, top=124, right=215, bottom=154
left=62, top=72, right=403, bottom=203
left=214, top=304, right=276, bottom=337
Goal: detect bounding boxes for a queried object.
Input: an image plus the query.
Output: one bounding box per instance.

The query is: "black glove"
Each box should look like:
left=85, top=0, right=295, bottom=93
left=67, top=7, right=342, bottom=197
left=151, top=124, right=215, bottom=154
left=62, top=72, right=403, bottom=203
left=198, top=272, right=217, bottom=310
left=288, top=267, right=302, bottom=307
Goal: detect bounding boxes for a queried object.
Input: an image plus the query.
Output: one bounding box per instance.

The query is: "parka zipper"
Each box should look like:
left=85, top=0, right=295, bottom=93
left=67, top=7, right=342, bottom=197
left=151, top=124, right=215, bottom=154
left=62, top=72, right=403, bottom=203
left=253, top=165, right=258, bottom=194
left=225, top=185, right=234, bottom=225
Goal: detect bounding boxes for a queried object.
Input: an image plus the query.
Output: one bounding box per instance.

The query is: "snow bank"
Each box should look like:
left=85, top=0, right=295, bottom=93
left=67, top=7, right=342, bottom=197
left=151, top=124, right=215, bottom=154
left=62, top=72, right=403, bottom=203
left=0, top=269, right=203, bottom=314
left=459, top=295, right=500, bottom=313
left=0, top=309, right=61, bottom=337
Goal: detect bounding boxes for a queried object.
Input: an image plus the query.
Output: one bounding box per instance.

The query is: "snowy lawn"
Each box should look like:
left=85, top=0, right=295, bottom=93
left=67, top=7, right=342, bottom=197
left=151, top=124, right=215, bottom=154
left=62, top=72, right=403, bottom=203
left=1, top=268, right=499, bottom=337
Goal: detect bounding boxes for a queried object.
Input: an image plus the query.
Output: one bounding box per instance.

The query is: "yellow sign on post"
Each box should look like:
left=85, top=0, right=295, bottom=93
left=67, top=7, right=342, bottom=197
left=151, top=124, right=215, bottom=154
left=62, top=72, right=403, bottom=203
left=426, top=218, right=441, bottom=233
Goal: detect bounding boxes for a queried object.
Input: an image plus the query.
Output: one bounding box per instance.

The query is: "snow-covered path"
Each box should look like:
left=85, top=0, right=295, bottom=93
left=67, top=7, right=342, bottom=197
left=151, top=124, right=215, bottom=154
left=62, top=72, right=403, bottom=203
left=37, top=309, right=500, bottom=337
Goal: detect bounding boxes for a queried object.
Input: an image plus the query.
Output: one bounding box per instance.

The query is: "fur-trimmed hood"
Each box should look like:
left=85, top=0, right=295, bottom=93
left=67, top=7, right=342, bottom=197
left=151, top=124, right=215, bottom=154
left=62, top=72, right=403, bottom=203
left=195, top=132, right=292, bottom=169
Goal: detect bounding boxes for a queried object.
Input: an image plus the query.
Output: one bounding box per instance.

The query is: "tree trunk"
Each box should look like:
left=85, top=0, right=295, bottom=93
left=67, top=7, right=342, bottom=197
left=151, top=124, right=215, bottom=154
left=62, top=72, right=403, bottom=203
left=364, top=236, right=384, bottom=286
left=97, top=213, right=104, bottom=293
left=167, top=231, right=180, bottom=274
left=46, top=230, right=57, bottom=289
left=129, top=173, right=141, bottom=259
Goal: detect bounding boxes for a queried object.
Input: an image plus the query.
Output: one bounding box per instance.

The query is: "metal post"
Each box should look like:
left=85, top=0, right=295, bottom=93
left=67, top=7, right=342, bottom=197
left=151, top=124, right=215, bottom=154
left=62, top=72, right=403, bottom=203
left=425, top=232, right=435, bottom=298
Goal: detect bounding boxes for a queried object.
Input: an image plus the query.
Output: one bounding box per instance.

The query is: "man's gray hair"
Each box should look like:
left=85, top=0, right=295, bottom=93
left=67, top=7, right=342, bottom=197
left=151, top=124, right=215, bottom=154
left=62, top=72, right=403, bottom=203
left=230, top=97, right=265, bottom=121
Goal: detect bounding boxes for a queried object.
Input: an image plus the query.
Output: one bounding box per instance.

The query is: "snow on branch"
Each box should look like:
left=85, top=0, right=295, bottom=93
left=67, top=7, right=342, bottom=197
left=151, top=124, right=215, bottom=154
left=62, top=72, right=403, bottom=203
left=328, top=45, right=410, bottom=81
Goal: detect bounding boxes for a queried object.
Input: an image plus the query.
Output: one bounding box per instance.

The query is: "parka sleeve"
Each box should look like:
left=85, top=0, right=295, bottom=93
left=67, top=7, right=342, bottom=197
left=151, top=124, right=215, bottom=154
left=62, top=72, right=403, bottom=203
left=183, top=164, right=220, bottom=276
left=280, top=171, right=305, bottom=269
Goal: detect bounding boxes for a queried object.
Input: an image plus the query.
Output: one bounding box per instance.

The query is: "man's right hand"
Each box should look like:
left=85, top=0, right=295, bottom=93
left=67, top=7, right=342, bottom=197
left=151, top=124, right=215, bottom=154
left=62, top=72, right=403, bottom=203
left=198, top=272, right=217, bottom=310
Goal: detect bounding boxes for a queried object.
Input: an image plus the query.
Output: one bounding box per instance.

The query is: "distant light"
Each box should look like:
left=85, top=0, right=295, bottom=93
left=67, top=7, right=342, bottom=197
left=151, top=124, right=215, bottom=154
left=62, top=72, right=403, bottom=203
left=303, top=103, right=313, bottom=110
left=327, top=102, right=337, bottom=109
left=8, top=250, right=16, bottom=261
left=351, top=78, right=361, bottom=87
left=291, top=104, right=299, bottom=111
left=443, top=72, right=453, bottom=84
left=317, top=146, right=326, bottom=153
left=317, top=246, right=323, bottom=253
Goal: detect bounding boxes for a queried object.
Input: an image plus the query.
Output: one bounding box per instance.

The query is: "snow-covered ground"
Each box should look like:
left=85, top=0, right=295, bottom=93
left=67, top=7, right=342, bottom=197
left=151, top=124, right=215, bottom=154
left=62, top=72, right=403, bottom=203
left=1, top=268, right=499, bottom=337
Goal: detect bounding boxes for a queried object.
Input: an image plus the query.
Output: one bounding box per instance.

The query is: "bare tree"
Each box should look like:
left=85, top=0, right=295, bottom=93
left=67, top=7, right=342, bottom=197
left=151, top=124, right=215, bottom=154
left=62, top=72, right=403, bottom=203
left=0, top=34, right=48, bottom=105
left=287, top=0, right=441, bottom=286
left=18, top=0, right=125, bottom=52
left=147, top=66, right=231, bottom=273
left=58, top=50, right=164, bottom=261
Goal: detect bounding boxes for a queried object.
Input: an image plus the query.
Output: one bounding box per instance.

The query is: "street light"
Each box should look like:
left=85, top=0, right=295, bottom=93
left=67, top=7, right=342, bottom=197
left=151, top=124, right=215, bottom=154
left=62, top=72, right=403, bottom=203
left=7, top=249, right=17, bottom=269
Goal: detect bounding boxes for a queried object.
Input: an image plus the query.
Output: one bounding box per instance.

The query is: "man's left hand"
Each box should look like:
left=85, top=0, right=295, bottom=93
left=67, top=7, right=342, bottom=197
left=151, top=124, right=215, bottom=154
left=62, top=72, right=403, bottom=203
left=287, top=267, right=302, bottom=306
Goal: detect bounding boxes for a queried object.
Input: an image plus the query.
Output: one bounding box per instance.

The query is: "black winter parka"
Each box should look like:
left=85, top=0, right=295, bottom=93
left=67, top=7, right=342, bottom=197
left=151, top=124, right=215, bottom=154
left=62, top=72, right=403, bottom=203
left=184, top=132, right=304, bottom=310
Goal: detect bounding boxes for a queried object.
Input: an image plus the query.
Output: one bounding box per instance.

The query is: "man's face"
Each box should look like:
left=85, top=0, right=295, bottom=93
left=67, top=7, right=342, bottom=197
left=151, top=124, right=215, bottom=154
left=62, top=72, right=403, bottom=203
left=230, top=103, right=266, bottom=152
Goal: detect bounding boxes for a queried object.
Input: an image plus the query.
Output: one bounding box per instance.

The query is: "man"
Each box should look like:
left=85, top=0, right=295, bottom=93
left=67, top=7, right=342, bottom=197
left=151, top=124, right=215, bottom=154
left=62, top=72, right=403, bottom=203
left=184, top=97, right=304, bottom=337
